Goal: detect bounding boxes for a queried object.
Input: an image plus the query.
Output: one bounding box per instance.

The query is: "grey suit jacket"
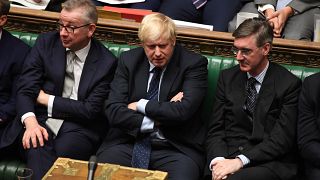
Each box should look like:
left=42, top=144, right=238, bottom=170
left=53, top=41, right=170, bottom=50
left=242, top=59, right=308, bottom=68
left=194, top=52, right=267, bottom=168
left=255, top=0, right=320, bottom=13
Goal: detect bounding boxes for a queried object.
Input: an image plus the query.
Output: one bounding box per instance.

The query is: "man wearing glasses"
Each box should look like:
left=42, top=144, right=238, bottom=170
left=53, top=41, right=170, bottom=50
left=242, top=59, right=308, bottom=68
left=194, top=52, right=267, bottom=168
left=206, top=18, right=301, bottom=180
left=9, top=0, right=117, bottom=179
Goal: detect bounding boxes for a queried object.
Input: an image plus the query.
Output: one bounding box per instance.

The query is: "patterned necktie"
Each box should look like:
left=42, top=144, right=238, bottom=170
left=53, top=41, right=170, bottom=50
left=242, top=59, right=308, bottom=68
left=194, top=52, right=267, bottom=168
left=46, top=51, right=77, bottom=136
left=131, top=67, right=162, bottom=169
left=245, top=77, right=257, bottom=118
left=192, top=0, right=207, bottom=9
left=276, top=0, right=292, bottom=10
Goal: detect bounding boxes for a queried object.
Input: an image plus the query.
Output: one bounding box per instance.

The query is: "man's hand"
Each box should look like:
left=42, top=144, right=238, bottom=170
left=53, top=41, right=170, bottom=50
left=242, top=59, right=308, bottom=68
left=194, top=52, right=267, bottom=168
left=170, top=92, right=183, bottom=102
left=128, top=102, right=137, bottom=111
left=211, top=158, right=243, bottom=180
left=22, top=116, right=48, bottom=149
left=267, top=6, right=294, bottom=37
left=264, top=8, right=281, bottom=37
left=37, top=90, right=49, bottom=106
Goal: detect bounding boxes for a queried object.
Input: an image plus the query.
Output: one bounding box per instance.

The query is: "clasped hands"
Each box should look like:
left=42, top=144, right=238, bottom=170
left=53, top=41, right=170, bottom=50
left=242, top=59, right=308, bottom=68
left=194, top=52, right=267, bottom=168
left=264, top=6, right=294, bottom=38
left=22, top=90, right=50, bottom=149
left=211, top=158, right=243, bottom=180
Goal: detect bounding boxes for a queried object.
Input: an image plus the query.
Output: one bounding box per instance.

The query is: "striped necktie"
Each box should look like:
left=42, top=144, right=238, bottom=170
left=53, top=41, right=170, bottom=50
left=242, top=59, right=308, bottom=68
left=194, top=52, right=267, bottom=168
left=192, top=0, right=207, bottom=9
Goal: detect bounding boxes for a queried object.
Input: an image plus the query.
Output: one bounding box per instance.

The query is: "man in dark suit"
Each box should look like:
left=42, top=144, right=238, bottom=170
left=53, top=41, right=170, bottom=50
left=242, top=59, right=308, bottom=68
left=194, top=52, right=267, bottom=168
left=1, top=0, right=117, bottom=179
left=206, top=18, right=301, bottom=180
left=228, top=0, right=320, bottom=40
left=0, top=0, right=30, bottom=156
left=298, top=73, right=320, bottom=180
left=96, top=13, right=208, bottom=180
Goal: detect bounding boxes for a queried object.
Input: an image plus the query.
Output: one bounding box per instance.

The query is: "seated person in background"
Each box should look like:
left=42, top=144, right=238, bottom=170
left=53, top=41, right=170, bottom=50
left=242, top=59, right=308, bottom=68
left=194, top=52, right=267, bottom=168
left=206, top=18, right=301, bottom=180
left=139, top=0, right=245, bottom=32
left=228, top=0, right=320, bottom=41
left=298, top=73, right=320, bottom=180
left=0, top=0, right=30, bottom=157
left=3, top=0, right=117, bottom=179
left=96, top=13, right=208, bottom=180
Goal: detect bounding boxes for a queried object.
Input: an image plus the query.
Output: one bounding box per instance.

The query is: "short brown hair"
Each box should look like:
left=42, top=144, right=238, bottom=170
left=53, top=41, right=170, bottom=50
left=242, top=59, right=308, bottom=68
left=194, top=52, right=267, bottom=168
left=233, top=18, right=273, bottom=47
left=0, top=0, right=10, bottom=16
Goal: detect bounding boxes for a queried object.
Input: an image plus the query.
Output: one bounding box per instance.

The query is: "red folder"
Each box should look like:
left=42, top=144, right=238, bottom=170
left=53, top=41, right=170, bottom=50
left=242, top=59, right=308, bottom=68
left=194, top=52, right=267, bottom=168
left=103, top=6, right=155, bottom=22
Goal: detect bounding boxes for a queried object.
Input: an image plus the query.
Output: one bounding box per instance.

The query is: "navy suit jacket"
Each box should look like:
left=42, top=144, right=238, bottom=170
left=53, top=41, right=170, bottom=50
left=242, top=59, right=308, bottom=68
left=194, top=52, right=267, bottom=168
left=99, top=45, right=208, bottom=167
left=0, top=31, right=117, bottom=148
left=0, top=29, right=29, bottom=125
left=206, top=62, right=301, bottom=179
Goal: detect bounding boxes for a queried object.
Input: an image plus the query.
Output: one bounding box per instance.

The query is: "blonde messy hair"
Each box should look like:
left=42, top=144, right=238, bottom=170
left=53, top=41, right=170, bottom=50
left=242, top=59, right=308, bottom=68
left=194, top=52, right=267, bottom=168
left=138, top=13, right=176, bottom=43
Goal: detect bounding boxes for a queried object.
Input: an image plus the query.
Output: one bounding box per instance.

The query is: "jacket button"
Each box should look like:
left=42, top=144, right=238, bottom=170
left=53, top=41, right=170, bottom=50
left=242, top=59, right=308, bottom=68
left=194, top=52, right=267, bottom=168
left=238, top=146, right=244, bottom=151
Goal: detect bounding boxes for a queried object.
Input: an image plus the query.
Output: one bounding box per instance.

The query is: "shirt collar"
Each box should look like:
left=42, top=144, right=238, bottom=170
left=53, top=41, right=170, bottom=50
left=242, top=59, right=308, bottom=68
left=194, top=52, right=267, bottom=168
left=247, top=61, right=269, bottom=84
left=66, top=40, right=91, bottom=63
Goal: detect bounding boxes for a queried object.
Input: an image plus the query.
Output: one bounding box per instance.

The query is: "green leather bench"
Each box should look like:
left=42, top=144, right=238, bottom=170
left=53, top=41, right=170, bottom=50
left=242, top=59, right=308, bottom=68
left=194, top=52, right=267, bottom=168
left=2, top=31, right=319, bottom=179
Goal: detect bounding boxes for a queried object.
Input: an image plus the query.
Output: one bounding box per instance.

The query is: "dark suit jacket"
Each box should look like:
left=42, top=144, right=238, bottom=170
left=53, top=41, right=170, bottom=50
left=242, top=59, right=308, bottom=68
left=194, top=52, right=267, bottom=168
left=99, top=45, right=208, bottom=167
left=0, top=29, right=29, bottom=126
left=0, top=31, right=117, bottom=148
left=206, top=62, right=301, bottom=180
left=255, top=0, right=320, bottom=13
left=298, top=73, right=320, bottom=171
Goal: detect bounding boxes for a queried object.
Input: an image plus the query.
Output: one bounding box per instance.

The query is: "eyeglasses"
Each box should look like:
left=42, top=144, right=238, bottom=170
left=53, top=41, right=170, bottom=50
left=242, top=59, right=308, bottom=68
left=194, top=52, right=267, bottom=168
left=231, top=46, right=255, bottom=57
left=57, top=22, right=90, bottom=34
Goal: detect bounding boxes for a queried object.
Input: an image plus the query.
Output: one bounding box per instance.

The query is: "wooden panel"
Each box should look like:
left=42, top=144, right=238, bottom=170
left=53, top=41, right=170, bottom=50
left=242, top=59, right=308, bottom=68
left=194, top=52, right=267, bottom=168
left=7, top=7, right=320, bottom=68
left=43, top=158, right=167, bottom=180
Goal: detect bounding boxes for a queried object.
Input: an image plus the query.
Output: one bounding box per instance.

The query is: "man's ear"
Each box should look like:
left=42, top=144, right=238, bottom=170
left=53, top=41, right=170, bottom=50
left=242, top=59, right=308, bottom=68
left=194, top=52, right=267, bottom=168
left=262, top=42, right=272, bottom=56
left=87, top=23, right=96, bottom=38
left=0, top=15, right=8, bottom=27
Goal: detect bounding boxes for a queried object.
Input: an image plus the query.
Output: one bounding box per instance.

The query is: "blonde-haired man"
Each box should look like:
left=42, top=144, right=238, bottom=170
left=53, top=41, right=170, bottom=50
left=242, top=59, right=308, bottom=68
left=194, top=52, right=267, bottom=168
left=97, top=13, right=208, bottom=180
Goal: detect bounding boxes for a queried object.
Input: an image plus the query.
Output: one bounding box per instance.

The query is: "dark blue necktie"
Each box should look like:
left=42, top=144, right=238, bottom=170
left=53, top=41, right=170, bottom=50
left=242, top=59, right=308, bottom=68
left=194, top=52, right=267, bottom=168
left=192, top=0, right=207, bottom=9
left=245, top=77, right=257, bottom=118
left=131, top=67, right=162, bottom=169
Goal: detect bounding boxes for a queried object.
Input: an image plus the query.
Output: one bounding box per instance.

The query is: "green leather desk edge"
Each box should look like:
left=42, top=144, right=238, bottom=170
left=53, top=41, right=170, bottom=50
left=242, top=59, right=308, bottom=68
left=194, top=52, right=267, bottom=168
left=2, top=31, right=319, bottom=180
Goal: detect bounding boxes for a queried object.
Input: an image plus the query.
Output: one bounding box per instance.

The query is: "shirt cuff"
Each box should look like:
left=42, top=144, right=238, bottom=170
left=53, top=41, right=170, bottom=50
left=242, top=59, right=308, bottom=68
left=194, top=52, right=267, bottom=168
left=140, top=116, right=154, bottom=133
left=48, top=95, right=55, bottom=117
left=21, top=112, right=36, bottom=124
left=137, top=99, right=148, bottom=114
left=209, top=157, right=225, bottom=171
left=237, top=154, right=250, bottom=166
left=258, top=4, right=274, bottom=12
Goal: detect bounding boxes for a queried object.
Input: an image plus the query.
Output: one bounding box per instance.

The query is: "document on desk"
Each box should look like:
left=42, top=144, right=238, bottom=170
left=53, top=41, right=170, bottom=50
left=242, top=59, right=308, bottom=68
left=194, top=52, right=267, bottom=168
left=9, top=0, right=49, bottom=10
left=97, top=0, right=145, bottom=4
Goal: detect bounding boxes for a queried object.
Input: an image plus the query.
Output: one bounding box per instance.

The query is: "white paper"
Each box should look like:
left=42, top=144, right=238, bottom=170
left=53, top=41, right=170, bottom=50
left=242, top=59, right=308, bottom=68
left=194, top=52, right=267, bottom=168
left=173, top=20, right=213, bottom=31
left=314, top=15, right=320, bottom=42
left=236, top=12, right=258, bottom=29
left=97, top=0, right=145, bottom=5
left=9, top=0, right=49, bottom=10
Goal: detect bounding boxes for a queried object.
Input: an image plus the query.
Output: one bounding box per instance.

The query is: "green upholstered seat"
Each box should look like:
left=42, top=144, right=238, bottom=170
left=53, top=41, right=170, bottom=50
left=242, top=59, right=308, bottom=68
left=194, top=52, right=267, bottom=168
left=0, top=159, right=26, bottom=180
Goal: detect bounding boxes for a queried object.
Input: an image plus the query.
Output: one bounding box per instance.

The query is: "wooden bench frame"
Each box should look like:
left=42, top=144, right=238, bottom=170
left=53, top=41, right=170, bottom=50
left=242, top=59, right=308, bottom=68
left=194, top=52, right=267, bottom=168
left=6, top=7, right=320, bottom=68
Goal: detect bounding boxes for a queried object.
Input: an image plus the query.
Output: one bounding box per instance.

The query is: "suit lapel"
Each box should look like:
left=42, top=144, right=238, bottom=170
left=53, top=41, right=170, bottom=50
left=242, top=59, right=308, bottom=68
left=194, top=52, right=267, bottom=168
left=134, top=56, right=150, bottom=100
left=54, top=41, right=68, bottom=95
left=159, top=47, right=180, bottom=101
left=251, top=63, right=275, bottom=141
left=78, top=41, right=98, bottom=100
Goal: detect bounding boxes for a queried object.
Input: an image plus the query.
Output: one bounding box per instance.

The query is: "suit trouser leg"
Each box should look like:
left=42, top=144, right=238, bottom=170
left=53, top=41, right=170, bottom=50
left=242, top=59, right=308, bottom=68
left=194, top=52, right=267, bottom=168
left=150, top=147, right=201, bottom=180
left=159, top=0, right=202, bottom=23
left=282, top=8, right=320, bottom=41
left=26, top=121, right=100, bottom=180
left=203, top=0, right=244, bottom=32
left=227, top=166, right=280, bottom=180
